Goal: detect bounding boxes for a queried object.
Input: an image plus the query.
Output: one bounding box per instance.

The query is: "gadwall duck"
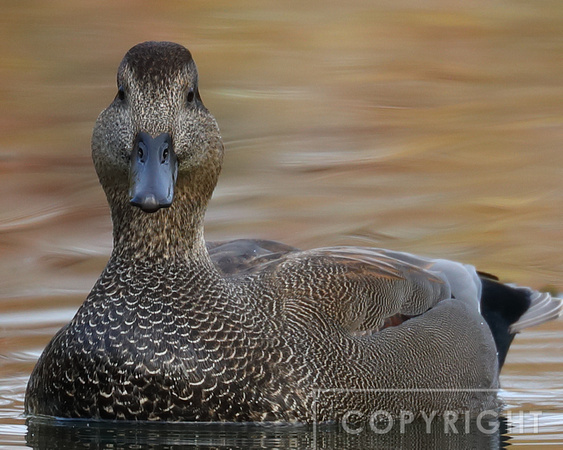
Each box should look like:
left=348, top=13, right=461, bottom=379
left=25, top=41, right=563, bottom=422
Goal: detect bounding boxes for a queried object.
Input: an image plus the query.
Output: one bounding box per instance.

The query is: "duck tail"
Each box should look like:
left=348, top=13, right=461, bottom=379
left=508, top=288, right=563, bottom=333
left=479, top=276, right=563, bottom=368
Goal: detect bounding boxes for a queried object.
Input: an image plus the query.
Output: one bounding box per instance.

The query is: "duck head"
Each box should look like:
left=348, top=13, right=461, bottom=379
left=92, top=41, right=223, bottom=212
left=91, top=42, right=224, bottom=257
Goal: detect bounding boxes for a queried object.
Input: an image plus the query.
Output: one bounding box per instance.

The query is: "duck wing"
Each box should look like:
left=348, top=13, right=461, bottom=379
left=208, top=240, right=562, bottom=337
left=218, top=243, right=480, bottom=334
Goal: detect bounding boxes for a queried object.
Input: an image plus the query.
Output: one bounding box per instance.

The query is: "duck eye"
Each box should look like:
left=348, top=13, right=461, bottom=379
left=187, top=88, right=195, bottom=104
left=117, top=86, right=125, bottom=101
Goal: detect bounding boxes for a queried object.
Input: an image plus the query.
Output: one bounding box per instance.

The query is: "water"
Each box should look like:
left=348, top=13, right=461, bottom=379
left=1, top=0, right=562, bottom=448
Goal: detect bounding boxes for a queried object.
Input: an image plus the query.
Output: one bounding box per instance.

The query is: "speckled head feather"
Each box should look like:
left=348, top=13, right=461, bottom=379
left=90, top=41, right=223, bottom=259
left=118, top=41, right=196, bottom=88
left=25, top=42, right=563, bottom=423
left=94, top=41, right=219, bottom=186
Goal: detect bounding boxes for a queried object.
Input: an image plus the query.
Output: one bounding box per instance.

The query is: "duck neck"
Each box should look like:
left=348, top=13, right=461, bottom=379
left=107, top=185, right=213, bottom=268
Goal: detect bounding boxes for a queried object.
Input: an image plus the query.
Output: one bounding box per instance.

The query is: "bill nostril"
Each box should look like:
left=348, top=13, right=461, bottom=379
left=137, top=141, right=147, bottom=163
